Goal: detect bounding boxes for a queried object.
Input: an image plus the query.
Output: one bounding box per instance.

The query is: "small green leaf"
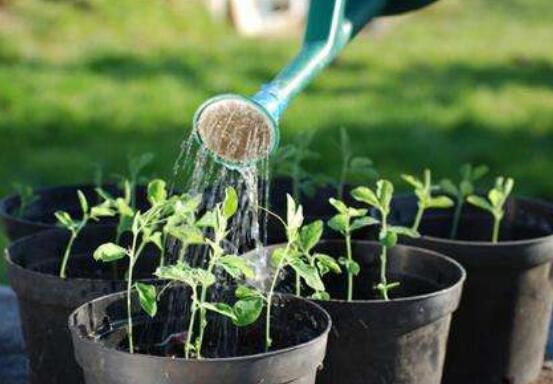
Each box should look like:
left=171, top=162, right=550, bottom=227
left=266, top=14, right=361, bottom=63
left=315, top=253, right=342, bottom=274
left=90, top=205, right=116, bottom=218
left=135, top=283, right=157, bottom=317
left=115, top=198, right=134, bottom=217
left=218, top=255, right=254, bottom=280
left=55, top=211, right=74, bottom=229
left=338, top=257, right=360, bottom=276
left=401, top=174, right=423, bottom=189
left=203, top=302, right=237, bottom=321
left=472, top=165, right=489, bottom=181
left=300, top=220, right=323, bottom=252
left=94, top=243, right=127, bottom=262
left=77, top=190, right=89, bottom=214
left=377, top=180, right=394, bottom=211
left=290, top=259, right=325, bottom=292
left=155, top=263, right=197, bottom=287
left=428, top=196, right=455, bottom=209
left=148, top=231, right=164, bottom=251
left=467, top=195, right=494, bottom=213
left=379, top=230, right=398, bottom=247
left=147, top=179, right=167, bottom=205
left=460, top=180, right=474, bottom=196
left=311, top=291, right=330, bottom=301
left=233, top=297, right=264, bottom=326
left=388, top=226, right=420, bottom=238
left=350, top=216, right=380, bottom=231
left=351, top=186, right=379, bottom=208
left=271, top=248, right=287, bottom=267
left=197, top=211, right=216, bottom=228
left=235, top=285, right=262, bottom=299
left=167, top=224, right=204, bottom=245
left=222, top=187, right=238, bottom=219
left=329, top=198, right=348, bottom=214
left=440, top=179, right=458, bottom=196
left=328, top=214, right=348, bottom=234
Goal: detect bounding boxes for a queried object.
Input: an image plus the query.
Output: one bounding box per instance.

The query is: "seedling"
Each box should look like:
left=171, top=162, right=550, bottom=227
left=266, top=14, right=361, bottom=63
left=262, top=195, right=334, bottom=350
left=112, top=152, right=155, bottom=210
left=334, top=127, right=378, bottom=200
left=94, top=179, right=175, bottom=353
left=55, top=190, right=114, bottom=279
left=467, top=177, right=515, bottom=243
left=12, top=183, right=39, bottom=218
left=352, top=180, right=419, bottom=300
left=402, top=169, right=454, bottom=232
left=440, top=163, right=489, bottom=239
left=327, top=198, right=377, bottom=301
left=270, top=131, right=321, bottom=201
left=156, top=187, right=262, bottom=358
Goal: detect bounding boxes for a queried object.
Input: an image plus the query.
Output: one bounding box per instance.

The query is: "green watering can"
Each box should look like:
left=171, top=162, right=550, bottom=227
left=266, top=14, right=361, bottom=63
left=194, top=0, right=439, bottom=169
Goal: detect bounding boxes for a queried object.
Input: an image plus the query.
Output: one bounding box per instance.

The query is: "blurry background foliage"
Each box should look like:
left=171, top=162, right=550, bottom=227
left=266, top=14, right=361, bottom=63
left=0, top=0, right=552, bottom=280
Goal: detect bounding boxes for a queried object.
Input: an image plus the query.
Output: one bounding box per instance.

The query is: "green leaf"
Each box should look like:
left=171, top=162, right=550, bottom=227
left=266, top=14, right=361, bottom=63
left=329, top=198, right=348, bottom=214
left=77, top=190, right=89, bottom=214
left=467, top=195, right=494, bottom=213
left=195, top=269, right=217, bottom=287
left=271, top=248, right=287, bottom=267
left=90, top=205, right=116, bottom=218
left=315, top=253, right=342, bottom=275
left=473, top=165, right=489, bottom=180
left=233, top=297, right=264, bottom=326
left=460, top=180, right=474, bottom=196
left=300, top=220, right=323, bottom=252
left=235, top=285, right=262, bottom=299
left=401, top=174, right=423, bottom=189
left=290, top=259, right=325, bottom=292
left=328, top=214, right=348, bottom=234
left=115, top=198, right=134, bottom=217
left=147, top=179, right=167, bottom=205
left=202, top=302, right=236, bottom=321
left=218, top=255, right=254, bottom=280
left=54, top=211, right=74, bottom=229
left=167, top=224, right=204, bottom=245
left=155, top=263, right=197, bottom=287
left=222, top=187, right=238, bottom=219
left=135, top=283, right=157, bottom=317
left=175, top=194, right=203, bottom=214
left=197, top=211, right=216, bottom=228
left=388, top=226, right=420, bottom=238
left=379, top=230, right=398, bottom=247
left=428, top=196, right=455, bottom=209
left=286, top=194, right=303, bottom=230
left=311, top=291, right=330, bottom=301
left=440, top=179, right=458, bottom=196
left=148, top=231, right=164, bottom=250
left=488, top=189, right=503, bottom=208
left=94, top=242, right=127, bottom=262
left=350, top=216, right=379, bottom=231
left=338, top=257, right=360, bottom=276
left=377, top=180, right=394, bottom=211
left=351, top=186, right=379, bottom=208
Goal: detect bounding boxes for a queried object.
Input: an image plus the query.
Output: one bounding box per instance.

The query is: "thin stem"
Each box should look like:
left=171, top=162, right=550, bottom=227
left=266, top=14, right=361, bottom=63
left=185, top=287, right=198, bottom=359
left=159, top=232, right=168, bottom=267
left=295, top=273, right=301, bottom=297
left=178, top=241, right=188, bottom=264
left=265, top=244, right=289, bottom=351
left=345, top=232, right=353, bottom=302
left=492, top=215, right=501, bottom=243
left=59, top=231, right=77, bottom=279
left=379, top=246, right=389, bottom=301
left=450, top=197, right=464, bottom=239
left=126, top=256, right=135, bottom=354
left=412, top=203, right=425, bottom=232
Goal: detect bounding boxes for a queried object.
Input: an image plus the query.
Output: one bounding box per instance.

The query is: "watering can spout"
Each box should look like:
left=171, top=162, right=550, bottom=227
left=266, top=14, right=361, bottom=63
left=193, top=0, right=438, bottom=169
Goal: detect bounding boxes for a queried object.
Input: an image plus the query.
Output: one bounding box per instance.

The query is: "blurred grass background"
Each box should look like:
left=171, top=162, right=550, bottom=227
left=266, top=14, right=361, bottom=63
left=1, top=0, right=552, bottom=281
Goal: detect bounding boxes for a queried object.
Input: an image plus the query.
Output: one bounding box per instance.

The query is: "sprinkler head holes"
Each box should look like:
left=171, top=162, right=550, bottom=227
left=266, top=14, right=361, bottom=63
left=193, top=95, right=278, bottom=169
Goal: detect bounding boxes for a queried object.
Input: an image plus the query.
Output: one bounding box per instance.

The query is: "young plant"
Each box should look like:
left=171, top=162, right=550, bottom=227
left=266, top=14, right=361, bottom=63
left=440, top=163, right=489, bottom=239
left=263, top=195, right=330, bottom=350
left=95, top=181, right=135, bottom=246
left=12, top=183, right=39, bottom=218
left=352, top=180, right=419, bottom=301
left=467, top=177, right=515, bottom=243
left=270, top=131, right=321, bottom=201
left=156, top=187, right=262, bottom=358
left=334, top=127, right=378, bottom=200
left=402, top=169, right=454, bottom=232
left=327, top=198, right=377, bottom=301
left=55, top=190, right=115, bottom=278
left=93, top=179, right=174, bottom=353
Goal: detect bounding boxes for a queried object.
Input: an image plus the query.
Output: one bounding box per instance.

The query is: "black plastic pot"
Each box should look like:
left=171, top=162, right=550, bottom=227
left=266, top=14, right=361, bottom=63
left=6, top=225, right=159, bottom=384
left=255, top=240, right=465, bottom=384
left=69, top=288, right=331, bottom=384
left=392, top=196, right=553, bottom=384
left=0, top=184, right=148, bottom=241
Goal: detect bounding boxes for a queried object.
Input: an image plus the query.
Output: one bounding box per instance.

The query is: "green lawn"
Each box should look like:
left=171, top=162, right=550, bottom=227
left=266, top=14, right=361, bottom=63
left=1, top=0, right=553, bottom=282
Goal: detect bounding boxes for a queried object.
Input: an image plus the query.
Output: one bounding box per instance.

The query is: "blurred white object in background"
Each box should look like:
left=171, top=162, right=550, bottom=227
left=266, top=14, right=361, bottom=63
left=204, top=0, right=307, bottom=37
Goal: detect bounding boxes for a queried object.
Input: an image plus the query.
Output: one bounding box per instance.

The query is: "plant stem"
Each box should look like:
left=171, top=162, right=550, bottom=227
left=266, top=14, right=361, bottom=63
left=379, top=246, right=389, bottom=301
left=412, top=203, right=425, bottom=232
left=265, top=244, right=289, bottom=351
left=185, top=287, right=198, bottom=359
left=492, top=215, right=501, bottom=243
left=59, top=231, right=77, bottom=279
left=450, top=197, right=464, bottom=239
left=345, top=232, right=353, bottom=301
left=126, top=256, right=135, bottom=354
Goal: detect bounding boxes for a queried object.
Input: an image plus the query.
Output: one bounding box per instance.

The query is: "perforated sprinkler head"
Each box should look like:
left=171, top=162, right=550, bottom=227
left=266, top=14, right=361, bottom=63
left=193, top=94, right=279, bottom=170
